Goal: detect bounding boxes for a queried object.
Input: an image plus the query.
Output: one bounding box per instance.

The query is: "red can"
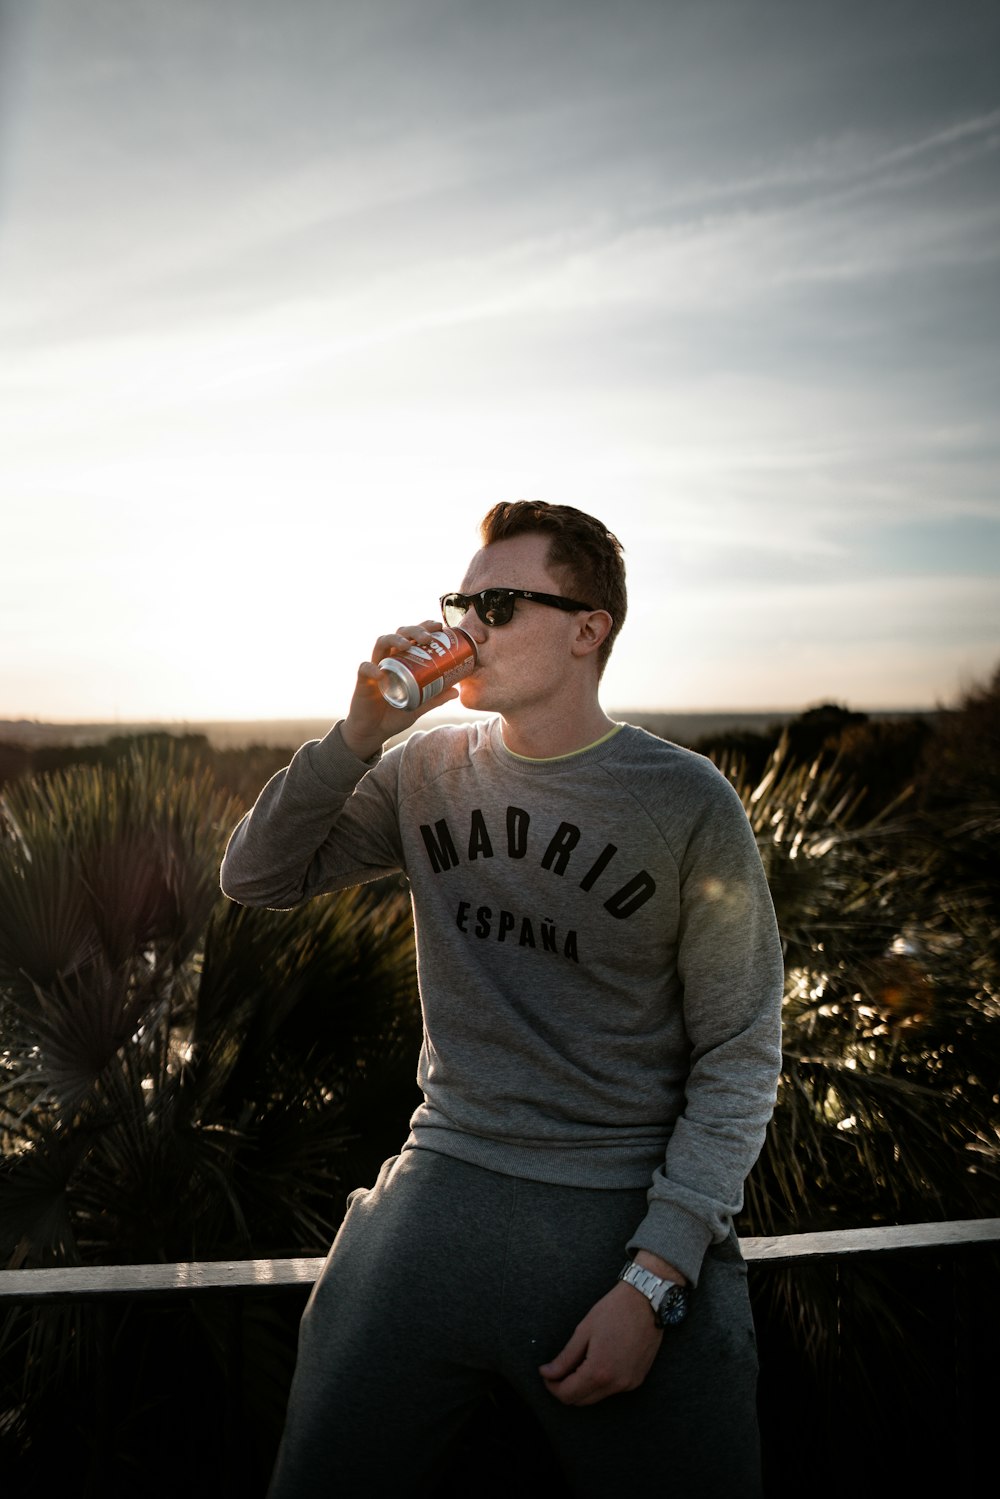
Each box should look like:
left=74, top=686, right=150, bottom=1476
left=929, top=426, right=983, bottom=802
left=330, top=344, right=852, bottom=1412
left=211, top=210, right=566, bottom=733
left=377, top=627, right=478, bottom=711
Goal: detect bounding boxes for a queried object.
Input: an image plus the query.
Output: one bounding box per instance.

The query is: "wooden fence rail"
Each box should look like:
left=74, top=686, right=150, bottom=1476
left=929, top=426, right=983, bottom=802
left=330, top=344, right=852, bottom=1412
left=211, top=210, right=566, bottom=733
left=3, top=1217, right=999, bottom=1302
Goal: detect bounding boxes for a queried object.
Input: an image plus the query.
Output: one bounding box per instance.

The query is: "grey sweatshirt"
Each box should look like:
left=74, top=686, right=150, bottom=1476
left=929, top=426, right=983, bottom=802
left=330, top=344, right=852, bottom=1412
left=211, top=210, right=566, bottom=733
left=220, top=716, right=783, bottom=1285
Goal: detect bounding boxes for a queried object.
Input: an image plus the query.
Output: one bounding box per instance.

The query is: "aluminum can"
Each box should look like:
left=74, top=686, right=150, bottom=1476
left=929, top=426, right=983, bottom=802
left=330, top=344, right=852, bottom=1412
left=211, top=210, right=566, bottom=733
left=377, top=627, right=477, bottom=711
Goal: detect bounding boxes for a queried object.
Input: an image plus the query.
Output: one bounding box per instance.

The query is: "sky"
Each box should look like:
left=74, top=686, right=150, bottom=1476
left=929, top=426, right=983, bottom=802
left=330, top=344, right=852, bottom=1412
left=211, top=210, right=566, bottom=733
left=1, top=0, right=998, bottom=722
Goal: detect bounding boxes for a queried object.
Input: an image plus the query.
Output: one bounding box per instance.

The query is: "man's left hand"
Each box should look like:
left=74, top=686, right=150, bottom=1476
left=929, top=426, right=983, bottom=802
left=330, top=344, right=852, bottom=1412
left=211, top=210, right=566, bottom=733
left=538, top=1283, right=662, bottom=1405
left=538, top=1253, right=687, bottom=1407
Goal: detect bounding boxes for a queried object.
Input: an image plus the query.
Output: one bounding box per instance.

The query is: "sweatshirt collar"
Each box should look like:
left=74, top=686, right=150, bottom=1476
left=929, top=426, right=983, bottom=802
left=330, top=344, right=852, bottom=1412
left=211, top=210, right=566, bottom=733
left=492, top=719, right=624, bottom=767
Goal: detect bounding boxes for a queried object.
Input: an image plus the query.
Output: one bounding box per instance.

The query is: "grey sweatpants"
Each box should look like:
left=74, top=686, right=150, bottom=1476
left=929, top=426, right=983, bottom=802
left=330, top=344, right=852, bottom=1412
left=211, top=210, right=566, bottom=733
left=267, top=1149, right=762, bottom=1498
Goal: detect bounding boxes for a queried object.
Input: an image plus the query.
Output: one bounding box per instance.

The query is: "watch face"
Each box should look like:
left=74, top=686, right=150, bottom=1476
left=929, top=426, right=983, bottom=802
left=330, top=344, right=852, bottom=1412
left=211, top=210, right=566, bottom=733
left=655, top=1283, right=688, bottom=1327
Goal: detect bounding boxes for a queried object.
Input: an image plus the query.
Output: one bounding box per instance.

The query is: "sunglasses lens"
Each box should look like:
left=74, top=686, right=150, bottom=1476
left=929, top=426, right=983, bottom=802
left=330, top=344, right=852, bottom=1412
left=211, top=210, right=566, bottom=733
left=441, top=591, right=515, bottom=627
left=480, top=590, right=513, bottom=626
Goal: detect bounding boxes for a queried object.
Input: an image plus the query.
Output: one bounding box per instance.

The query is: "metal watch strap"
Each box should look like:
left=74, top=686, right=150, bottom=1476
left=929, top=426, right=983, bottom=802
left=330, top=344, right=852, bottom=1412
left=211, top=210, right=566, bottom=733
left=618, top=1259, right=689, bottom=1328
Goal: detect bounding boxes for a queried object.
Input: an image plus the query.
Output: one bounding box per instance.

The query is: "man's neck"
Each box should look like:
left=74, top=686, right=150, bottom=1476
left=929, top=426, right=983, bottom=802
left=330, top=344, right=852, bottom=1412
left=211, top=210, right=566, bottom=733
left=500, top=701, right=616, bottom=759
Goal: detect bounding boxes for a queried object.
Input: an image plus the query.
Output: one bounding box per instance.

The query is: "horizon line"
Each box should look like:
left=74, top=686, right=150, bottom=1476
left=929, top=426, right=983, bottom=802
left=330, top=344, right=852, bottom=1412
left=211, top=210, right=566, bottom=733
left=0, top=703, right=941, bottom=729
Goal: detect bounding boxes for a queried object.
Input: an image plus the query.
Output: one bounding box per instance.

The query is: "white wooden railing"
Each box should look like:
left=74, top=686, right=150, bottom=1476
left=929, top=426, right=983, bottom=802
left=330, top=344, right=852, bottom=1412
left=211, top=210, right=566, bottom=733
left=3, top=1217, right=998, bottom=1301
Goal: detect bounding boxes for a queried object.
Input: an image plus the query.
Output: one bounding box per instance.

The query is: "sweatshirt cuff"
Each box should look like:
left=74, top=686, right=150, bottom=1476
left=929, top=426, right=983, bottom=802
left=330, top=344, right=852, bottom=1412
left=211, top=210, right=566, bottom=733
left=627, top=1201, right=716, bottom=1288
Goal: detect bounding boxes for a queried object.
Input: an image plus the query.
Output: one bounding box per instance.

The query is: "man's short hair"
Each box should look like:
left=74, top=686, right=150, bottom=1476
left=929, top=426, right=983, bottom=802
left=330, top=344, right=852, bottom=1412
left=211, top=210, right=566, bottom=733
left=479, top=501, right=627, bottom=674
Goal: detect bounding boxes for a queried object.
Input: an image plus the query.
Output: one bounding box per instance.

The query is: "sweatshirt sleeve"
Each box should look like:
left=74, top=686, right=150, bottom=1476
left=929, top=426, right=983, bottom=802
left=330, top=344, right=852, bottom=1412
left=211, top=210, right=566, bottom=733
left=627, top=773, right=784, bottom=1285
left=220, top=723, right=405, bottom=909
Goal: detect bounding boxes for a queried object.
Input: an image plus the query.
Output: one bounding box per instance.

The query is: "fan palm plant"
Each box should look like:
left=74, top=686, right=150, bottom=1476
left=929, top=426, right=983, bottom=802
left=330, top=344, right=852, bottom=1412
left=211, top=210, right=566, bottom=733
left=0, top=744, right=422, bottom=1492
left=710, top=731, right=1000, bottom=1469
left=717, top=735, right=1000, bottom=1240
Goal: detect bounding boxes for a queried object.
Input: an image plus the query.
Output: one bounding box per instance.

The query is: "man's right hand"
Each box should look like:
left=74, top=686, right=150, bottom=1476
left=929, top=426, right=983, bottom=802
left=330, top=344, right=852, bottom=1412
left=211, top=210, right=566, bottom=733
left=339, top=621, right=460, bottom=762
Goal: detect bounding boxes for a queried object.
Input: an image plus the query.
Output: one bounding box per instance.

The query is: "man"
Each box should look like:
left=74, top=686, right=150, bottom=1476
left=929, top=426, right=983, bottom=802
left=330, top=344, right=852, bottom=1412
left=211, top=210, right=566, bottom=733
left=221, top=501, right=784, bottom=1496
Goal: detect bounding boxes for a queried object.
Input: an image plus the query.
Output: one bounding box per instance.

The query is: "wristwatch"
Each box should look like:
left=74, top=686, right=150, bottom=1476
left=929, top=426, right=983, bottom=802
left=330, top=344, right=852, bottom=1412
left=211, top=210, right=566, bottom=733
left=618, top=1259, right=689, bottom=1328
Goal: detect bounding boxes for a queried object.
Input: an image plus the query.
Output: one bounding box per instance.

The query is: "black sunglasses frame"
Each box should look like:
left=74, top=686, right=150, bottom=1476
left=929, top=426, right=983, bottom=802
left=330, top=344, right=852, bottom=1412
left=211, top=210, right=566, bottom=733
left=439, top=587, right=596, bottom=629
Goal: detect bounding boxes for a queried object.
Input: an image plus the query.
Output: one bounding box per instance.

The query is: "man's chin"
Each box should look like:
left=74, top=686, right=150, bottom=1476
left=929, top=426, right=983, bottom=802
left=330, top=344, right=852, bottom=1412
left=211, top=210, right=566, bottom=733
left=458, top=675, right=491, bottom=711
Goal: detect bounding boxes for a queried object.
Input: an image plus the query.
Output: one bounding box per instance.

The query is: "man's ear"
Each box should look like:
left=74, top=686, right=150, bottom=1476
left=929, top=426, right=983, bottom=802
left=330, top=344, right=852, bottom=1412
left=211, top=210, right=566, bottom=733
left=571, top=610, right=614, bottom=659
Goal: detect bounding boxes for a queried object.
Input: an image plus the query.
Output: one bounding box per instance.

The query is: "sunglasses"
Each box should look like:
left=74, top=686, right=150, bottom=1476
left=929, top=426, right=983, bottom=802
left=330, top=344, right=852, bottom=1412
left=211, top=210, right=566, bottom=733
left=439, top=587, right=596, bottom=629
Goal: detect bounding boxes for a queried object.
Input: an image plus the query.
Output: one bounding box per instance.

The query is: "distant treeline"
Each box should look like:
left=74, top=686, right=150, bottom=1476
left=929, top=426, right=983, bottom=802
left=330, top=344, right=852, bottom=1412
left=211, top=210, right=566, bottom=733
left=0, top=697, right=956, bottom=820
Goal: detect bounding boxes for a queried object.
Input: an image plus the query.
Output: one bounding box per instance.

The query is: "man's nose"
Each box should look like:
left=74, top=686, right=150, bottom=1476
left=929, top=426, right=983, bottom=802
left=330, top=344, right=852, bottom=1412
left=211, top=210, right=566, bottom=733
left=457, top=603, right=487, bottom=643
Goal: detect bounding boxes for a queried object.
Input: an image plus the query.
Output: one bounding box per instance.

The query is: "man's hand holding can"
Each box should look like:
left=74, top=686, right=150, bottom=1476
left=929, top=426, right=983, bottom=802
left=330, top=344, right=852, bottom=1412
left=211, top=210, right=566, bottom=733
left=341, top=621, right=472, bottom=761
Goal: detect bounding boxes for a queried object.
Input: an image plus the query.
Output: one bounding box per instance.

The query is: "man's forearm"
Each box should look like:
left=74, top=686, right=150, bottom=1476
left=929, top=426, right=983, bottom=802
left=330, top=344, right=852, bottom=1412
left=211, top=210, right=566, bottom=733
left=220, top=725, right=376, bottom=907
